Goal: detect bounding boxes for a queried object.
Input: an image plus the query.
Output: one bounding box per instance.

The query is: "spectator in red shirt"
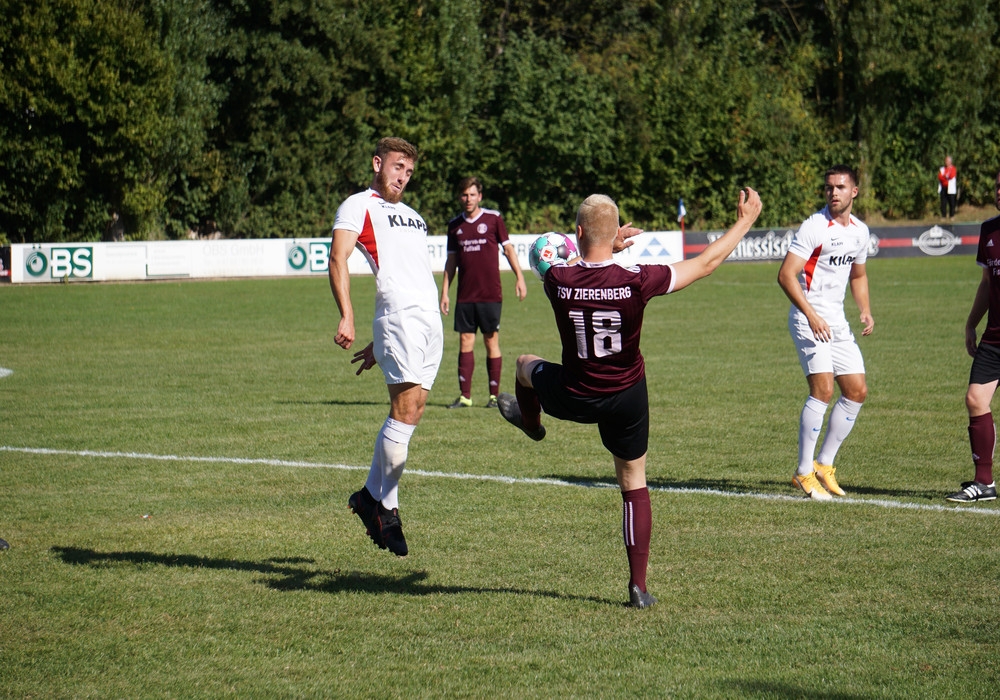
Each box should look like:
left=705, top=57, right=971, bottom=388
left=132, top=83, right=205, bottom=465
left=938, top=155, right=958, bottom=219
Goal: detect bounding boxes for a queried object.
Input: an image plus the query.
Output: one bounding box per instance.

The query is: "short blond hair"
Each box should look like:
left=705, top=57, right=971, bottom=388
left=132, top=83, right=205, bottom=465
left=576, top=194, right=619, bottom=243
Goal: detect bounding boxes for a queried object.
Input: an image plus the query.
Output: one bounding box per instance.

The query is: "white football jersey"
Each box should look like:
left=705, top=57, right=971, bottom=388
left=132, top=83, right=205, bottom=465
left=333, top=188, right=439, bottom=317
left=786, top=206, right=870, bottom=326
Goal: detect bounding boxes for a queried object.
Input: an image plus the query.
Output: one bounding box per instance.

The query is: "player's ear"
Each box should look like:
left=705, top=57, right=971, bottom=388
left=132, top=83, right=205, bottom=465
left=372, top=155, right=382, bottom=173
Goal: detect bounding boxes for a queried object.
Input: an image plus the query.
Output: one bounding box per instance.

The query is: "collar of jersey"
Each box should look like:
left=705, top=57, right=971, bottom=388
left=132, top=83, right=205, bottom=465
left=576, top=258, right=615, bottom=268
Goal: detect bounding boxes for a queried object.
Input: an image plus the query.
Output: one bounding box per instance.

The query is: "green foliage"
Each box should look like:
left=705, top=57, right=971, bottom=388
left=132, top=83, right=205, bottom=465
left=1, top=0, right=999, bottom=241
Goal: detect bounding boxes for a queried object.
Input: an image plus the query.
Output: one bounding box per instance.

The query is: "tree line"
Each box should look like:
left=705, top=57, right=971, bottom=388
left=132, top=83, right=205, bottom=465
left=2, top=0, right=998, bottom=244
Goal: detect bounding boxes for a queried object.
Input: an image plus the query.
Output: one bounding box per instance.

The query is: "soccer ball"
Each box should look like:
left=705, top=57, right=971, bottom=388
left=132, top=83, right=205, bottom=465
left=528, top=232, right=578, bottom=280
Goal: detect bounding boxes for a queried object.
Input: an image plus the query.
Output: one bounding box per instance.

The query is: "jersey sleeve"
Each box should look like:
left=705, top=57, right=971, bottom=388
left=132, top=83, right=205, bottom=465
left=853, top=223, right=870, bottom=265
left=333, top=193, right=367, bottom=235
left=979, top=222, right=991, bottom=268
left=496, top=215, right=510, bottom=245
left=787, top=218, right=821, bottom=261
left=446, top=225, right=459, bottom=255
left=639, top=264, right=675, bottom=303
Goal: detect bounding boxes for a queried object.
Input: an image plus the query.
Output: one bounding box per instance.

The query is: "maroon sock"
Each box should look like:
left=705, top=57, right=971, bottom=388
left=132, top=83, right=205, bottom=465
left=969, top=412, right=995, bottom=485
left=458, top=351, right=474, bottom=399
left=514, top=380, right=541, bottom=431
left=487, top=356, right=502, bottom=397
left=621, top=487, right=651, bottom=592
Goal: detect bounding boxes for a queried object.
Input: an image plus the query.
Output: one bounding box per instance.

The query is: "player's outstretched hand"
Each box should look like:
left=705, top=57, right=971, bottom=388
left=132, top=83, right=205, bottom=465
left=613, top=222, right=643, bottom=253
left=737, top=187, right=762, bottom=224
left=351, top=342, right=377, bottom=375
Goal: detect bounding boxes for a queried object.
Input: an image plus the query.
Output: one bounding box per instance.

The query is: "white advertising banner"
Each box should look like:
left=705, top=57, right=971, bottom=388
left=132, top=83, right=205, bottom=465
left=6, top=231, right=683, bottom=284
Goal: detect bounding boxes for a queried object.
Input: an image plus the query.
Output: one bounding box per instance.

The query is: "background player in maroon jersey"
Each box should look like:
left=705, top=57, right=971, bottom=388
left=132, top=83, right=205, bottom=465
left=949, top=170, right=1000, bottom=503
left=440, top=177, right=527, bottom=408
left=497, top=188, right=762, bottom=608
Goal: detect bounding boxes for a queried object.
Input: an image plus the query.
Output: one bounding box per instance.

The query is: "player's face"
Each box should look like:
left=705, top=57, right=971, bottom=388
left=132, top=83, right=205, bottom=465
left=824, top=173, right=858, bottom=217
left=994, top=173, right=1000, bottom=211
left=373, top=152, right=415, bottom=204
left=459, top=185, right=482, bottom=214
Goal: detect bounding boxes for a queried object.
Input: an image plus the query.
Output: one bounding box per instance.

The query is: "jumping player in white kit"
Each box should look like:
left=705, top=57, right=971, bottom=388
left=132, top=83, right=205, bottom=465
left=778, top=164, right=874, bottom=500
left=329, top=137, right=444, bottom=556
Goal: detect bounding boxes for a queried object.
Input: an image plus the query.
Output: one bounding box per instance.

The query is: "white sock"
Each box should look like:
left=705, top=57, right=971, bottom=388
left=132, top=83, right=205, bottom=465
left=817, top=397, right=863, bottom=466
left=364, top=421, right=386, bottom=499
left=798, top=397, right=828, bottom=475
left=379, top=418, right=415, bottom=510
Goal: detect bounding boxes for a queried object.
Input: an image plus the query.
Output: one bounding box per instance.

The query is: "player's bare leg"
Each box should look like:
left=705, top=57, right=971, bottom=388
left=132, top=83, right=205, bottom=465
left=616, top=454, right=656, bottom=609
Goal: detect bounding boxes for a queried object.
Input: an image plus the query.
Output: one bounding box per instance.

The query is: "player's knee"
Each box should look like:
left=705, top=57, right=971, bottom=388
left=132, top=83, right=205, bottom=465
left=966, top=387, right=991, bottom=415
left=847, top=384, right=868, bottom=403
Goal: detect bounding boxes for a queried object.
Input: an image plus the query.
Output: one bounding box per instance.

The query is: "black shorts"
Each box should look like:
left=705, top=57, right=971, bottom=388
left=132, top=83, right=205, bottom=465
left=531, top=363, right=649, bottom=461
left=454, top=302, right=502, bottom=334
left=970, top=342, right=1000, bottom=385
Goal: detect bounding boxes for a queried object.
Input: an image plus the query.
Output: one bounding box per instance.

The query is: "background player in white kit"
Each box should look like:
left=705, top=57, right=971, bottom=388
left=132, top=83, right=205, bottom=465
left=778, top=165, right=874, bottom=500
left=329, top=137, right=444, bottom=556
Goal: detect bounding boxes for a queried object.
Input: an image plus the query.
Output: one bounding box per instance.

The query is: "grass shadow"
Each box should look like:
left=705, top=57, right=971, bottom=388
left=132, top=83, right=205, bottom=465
left=276, top=399, right=388, bottom=407
left=726, top=680, right=868, bottom=699
left=51, top=546, right=614, bottom=605
left=549, top=474, right=954, bottom=503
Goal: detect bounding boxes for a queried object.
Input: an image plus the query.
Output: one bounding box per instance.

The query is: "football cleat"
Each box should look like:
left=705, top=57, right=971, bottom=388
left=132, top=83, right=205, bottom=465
left=485, top=395, right=498, bottom=409
left=792, top=471, right=832, bottom=501
left=348, top=488, right=385, bottom=550
left=628, top=584, right=658, bottom=609
left=945, top=481, right=997, bottom=503
left=0, top=538, right=9, bottom=550
left=447, top=395, right=473, bottom=409
left=496, top=392, right=546, bottom=441
left=377, top=504, right=408, bottom=557
left=813, top=461, right=846, bottom=496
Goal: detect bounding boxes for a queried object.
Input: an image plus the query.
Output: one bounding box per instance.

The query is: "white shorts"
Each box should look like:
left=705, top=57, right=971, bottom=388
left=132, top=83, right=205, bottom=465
left=788, top=312, right=865, bottom=377
left=373, top=308, right=444, bottom=390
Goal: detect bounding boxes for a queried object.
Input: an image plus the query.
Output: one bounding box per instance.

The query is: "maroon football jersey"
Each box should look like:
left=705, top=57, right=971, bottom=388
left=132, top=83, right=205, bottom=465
left=544, top=260, right=675, bottom=395
left=446, top=209, right=511, bottom=303
left=976, top=214, right=1000, bottom=345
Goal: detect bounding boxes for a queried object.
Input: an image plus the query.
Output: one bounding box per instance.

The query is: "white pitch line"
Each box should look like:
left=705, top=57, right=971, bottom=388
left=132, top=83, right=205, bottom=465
left=3, top=445, right=998, bottom=517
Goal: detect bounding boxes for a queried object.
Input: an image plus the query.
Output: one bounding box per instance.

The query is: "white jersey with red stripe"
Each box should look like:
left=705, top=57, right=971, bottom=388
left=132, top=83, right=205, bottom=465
left=333, top=188, right=439, bottom=317
left=786, top=206, right=870, bottom=326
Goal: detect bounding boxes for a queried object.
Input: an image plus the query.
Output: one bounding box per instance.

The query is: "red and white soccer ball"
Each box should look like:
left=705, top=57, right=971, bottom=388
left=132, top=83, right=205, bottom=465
left=528, top=232, right=578, bottom=280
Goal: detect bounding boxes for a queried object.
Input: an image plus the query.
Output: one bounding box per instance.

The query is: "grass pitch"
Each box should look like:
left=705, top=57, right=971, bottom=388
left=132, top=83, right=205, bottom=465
left=1, top=257, right=998, bottom=698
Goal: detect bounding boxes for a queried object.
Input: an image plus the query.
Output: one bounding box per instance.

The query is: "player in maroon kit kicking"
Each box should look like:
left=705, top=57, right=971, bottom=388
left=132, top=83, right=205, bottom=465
left=497, top=189, right=762, bottom=608
left=440, top=177, right=527, bottom=409
left=949, top=170, right=1000, bottom=503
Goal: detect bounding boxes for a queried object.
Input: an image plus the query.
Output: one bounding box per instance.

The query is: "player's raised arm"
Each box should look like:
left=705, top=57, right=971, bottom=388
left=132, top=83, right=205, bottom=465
left=671, top=188, right=761, bottom=292
left=330, top=228, right=359, bottom=349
